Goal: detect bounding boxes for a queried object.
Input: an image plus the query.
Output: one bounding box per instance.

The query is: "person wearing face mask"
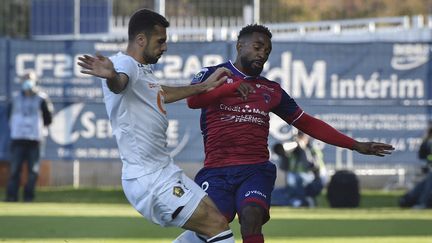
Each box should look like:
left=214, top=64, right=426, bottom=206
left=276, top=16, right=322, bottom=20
left=4, top=72, right=53, bottom=202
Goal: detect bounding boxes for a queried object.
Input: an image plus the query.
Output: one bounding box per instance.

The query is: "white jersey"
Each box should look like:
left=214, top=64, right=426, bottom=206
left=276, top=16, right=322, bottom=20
left=103, top=52, right=172, bottom=179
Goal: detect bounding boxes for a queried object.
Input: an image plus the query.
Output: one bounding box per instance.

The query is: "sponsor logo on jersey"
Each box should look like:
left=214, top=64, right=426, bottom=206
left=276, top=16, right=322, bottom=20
left=263, top=93, right=271, bottom=103
left=255, top=83, right=274, bottom=92
left=191, top=68, right=208, bottom=84
left=244, top=190, right=267, bottom=199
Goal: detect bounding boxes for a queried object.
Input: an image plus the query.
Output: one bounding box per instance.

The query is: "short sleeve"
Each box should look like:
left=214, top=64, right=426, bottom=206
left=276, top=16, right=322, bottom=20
left=111, top=55, right=138, bottom=84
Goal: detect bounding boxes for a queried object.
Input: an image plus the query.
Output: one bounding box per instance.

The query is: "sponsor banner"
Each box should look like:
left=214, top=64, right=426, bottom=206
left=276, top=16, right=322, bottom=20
left=8, top=41, right=229, bottom=102
left=9, top=40, right=101, bottom=102
left=262, top=42, right=429, bottom=103
left=0, top=40, right=430, bottom=165
left=44, top=101, right=204, bottom=162
left=45, top=102, right=116, bottom=161
left=269, top=105, right=428, bottom=164
left=263, top=42, right=430, bottom=164
left=153, top=42, right=229, bottom=86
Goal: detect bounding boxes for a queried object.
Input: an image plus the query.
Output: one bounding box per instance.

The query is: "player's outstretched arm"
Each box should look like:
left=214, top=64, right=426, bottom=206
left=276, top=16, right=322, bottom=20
left=78, top=54, right=128, bottom=94
left=293, top=112, right=395, bottom=157
left=352, top=141, right=395, bottom=157
left=162, top=67, right=232, bottom=103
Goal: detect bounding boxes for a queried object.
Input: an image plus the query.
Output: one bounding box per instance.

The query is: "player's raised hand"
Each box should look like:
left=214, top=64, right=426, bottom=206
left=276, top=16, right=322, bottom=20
left=201, top=67, right=233, bottom=91
left=78, top=54, right=116, bottom=80
left=353, top=141, right=395, bottom=157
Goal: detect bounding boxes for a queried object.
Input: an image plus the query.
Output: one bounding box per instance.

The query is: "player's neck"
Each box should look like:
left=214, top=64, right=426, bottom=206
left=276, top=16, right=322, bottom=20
left=126, top=44, right=147, bottom=64
left=233, top=60, right=248, bottom=75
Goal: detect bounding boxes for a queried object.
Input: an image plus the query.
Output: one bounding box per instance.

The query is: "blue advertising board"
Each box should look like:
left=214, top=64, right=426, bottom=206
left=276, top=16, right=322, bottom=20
left=0, top=39, right=430, bottom=166
left=261, top=42, right=430, bottom=165
left=8, top=40, right=102, bottom=102
left=31, top=0, right=110, bottom=36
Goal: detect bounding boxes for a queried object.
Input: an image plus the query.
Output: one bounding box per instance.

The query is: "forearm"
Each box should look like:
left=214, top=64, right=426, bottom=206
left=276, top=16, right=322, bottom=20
left=162, top=84, right=207, bottom=103
left=187, top=82, right=242, bottom=108
left=293, top=113, right=356, bottom=149
left=106, top=71, right=130, bottom=94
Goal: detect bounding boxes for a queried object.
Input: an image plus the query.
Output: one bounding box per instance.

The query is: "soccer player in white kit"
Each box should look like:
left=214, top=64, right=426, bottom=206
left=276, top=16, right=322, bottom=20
left=78, top=8, right=235, bottom=243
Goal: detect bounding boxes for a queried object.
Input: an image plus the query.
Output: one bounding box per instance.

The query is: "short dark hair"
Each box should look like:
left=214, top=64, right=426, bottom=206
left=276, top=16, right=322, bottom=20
left=237, top=24, right=272, bottom=40
left=128, top=8, right=170, bottom=41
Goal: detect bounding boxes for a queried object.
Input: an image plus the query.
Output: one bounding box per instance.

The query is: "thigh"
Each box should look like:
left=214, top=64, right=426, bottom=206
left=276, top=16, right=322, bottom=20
left=123, top=163, right=206, bottom=228
left=26, top=144, right=40, bottom=173
left=9, top=142, right=26, bottom=174
left=236, top=162, right=276, bottom=223
left=195, top=168, right=236, bottom=222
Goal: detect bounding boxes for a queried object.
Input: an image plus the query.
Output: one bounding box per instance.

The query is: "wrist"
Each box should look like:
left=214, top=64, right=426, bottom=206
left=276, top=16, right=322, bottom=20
left=108, top=70, right=118, bottom=80
left=196, top=82, right=209, bottom=93
left=352, top=140, right=360, bottom=151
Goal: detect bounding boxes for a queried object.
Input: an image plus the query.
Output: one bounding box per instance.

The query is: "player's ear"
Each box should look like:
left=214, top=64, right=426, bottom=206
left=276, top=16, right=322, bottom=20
left=236, top=40, right=243, bottom=52
left=136, top=33, right=148, bottom=47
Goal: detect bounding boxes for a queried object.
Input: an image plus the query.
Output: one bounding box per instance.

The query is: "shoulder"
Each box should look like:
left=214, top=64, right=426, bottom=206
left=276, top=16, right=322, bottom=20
left=191, top=62, right=228, bottom=84
left=256, top=76, right=284, bottom=93
left=258, top=76, right=281, bottom=87
left=110, top=52, right=136, bottom=68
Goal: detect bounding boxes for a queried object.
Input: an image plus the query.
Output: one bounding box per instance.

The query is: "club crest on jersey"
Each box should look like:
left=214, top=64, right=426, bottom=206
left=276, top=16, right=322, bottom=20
left=192, top=68, right=208, bottom=83
left=263, top=93, right=271, bottom=103
left=226, top=78, right=234, bottom=84
left=173, top=186, right=185, bottom=197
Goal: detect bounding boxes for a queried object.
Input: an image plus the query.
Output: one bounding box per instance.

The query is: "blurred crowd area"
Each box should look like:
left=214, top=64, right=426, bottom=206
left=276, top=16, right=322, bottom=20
left=1, top=0, right=431, bottom=38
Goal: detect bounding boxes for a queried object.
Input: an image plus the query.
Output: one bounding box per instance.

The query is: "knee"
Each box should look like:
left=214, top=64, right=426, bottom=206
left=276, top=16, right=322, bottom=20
left=240, top=205, right=264, bottom=232
left=200, top=209, right=229, bottom=237
left=210, top=211, right=229, bottom=230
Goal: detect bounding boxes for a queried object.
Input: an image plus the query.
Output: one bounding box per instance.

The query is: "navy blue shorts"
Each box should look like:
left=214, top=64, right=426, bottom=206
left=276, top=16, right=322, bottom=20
left=194, top=161, right=276, bottom=223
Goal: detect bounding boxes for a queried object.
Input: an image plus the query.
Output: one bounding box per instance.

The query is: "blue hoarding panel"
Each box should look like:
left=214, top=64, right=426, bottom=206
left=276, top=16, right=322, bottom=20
left=80, top=0, right=110, bottom=34
left=31, top=0, right=74, bottom=35
left=45, top=102, right=117, bottom=161
left=0, top=39, right=431, bottom=164
left=31, top=0, right=110, bottom=36
left=8, top=40, right=102, bottom=102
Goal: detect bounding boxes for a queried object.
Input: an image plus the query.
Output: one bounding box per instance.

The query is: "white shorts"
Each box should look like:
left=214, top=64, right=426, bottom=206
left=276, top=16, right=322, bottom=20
left=122, top=162, right=206, bottom=227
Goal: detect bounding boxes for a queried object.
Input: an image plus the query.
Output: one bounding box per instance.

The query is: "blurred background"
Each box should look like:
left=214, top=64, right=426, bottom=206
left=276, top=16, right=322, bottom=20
left=0, top=0, right=432, bottom=192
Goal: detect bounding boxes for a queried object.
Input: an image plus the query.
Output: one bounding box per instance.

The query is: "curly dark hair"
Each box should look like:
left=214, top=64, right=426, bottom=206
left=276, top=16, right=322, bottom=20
left=237, top=24, right=272, bottom=40
left=128, top=8, right=170, bottom=41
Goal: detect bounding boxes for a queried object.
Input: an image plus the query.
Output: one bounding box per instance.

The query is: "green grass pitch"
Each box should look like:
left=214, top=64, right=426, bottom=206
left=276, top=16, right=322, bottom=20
left=0, top=188, right=431, bottom=243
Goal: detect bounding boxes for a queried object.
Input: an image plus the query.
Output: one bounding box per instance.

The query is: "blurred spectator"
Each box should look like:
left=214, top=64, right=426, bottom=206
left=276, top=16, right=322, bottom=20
left=272, top=131, right=327, bottom=207
left=4, top=72, right=53, bottom=202
left=399, top=126, right=432, bottom=209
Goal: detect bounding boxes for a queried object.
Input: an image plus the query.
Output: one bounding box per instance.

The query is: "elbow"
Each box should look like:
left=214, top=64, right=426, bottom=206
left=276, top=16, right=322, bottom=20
left=186, top=97, right=200, bottom=109
left=108, top=86, right=123, bottom=94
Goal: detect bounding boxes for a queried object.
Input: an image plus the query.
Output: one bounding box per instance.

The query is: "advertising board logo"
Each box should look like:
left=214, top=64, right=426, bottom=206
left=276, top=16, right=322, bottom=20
left=391, top=44, right=429, bottom=70
left=49, top=103, right=112, bottom=146
left=50, top=103, right=85, bottom=145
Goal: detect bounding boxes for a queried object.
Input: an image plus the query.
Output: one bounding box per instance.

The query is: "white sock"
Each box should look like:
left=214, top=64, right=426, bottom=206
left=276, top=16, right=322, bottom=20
left=173, top=230, right=206, bottom=243
left=207, top=230, right=234, bottom=243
